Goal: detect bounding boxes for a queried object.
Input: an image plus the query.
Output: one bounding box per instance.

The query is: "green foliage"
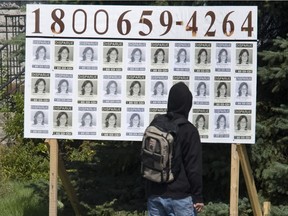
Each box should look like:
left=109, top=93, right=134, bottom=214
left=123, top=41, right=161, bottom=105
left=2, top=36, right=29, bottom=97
left=238, top=198, right=253, bottom=216
left=198, top=198, right=252, bottom=216
left=0, top=93, right=49, bottom=181
left=1, top=93, right=25, bottom=144
left=1, top=33, right=26, bottom=64
left=58, top=141, right=146, bottom=215
left=0, top=141, right=49, bottom=181
left=202, top=144, right=231, bottom=202
left=78, top=141, right=141, bottom=176
left=152, top=0, right=169, bottom=6
left=198, top=202, right=229, bottom=216
left=83, top=199, right=117, bottom=216
left=82, top=199, right=146, bottom=216
left=258, top=35, right=288, bottom=100
left=253, top=35, right=288, bottom=205
left=261, top=162, right=288, bottom=200
left=0, top=181, right=49, bottom=216
left=64, top=140, right=96, bottom=162
left=270, top=205, right=288, bottom=216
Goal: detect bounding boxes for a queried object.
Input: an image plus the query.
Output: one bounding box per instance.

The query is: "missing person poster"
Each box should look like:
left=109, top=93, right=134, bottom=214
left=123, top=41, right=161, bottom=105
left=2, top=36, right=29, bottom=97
left=24, top=5, right=257, bottom=143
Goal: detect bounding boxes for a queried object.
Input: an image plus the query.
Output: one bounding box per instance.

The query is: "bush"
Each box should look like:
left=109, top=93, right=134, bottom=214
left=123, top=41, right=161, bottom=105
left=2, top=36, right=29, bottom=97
left=198, top=198, right=252, bottom=216
left=198, top=202, right=229, bottom=216
left=0, top=141, right=49, bottom=181
left=270, top=205, right=288, bottom=216
left=1, top=93, right=25, bottom=145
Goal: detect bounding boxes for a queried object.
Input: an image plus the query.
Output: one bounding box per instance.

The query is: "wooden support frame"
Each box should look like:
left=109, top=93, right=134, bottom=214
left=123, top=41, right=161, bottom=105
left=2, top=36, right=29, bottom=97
left=46, top=139, right=58, bottom=216
left=45, top=139, right=83, bottom=216
left=230, top=143, right=265, bottom=216
left=263, top=202, right=271, bottom=216
left=237, top=144, right=263, bottom=216
left=230, top=144, right=240, bottom=216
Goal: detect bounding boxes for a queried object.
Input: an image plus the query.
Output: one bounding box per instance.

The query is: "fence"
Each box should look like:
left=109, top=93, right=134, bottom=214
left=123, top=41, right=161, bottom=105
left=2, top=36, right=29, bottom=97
left=0, top=14, right=26, bottom=110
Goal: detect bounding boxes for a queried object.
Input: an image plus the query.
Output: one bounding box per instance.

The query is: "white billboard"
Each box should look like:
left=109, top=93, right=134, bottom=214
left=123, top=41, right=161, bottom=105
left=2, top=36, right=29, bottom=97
left=24, top=5, right=257, bottom=143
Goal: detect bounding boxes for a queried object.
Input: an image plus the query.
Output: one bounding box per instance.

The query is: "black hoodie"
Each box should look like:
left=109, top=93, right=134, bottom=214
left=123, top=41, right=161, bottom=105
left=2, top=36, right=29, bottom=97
left=145, top=82, right=203, bottom=203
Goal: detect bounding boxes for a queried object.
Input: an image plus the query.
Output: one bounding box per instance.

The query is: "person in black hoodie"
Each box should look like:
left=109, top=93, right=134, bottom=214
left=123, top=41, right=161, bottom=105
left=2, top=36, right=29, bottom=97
left=146, top=82, right=204, bottom=215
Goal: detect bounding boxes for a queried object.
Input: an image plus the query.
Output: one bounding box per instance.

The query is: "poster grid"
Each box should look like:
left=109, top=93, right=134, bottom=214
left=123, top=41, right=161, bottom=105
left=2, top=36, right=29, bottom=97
left=24, top=5, right=257, bottom=143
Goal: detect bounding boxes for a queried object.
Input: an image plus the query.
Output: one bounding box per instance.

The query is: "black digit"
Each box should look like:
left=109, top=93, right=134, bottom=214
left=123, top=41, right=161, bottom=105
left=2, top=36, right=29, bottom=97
left=32, top=8, right=41, bottom=33
left=159, top=10, right=173, bottom=36
left=72, top=9, right=87, bottom=34
left=94, top=9, right=109, bottom=35
left=51, top=9, right=65, bottom=34
left=204, top=11, right=216, bottom=37
left=139, top=10, right=153, bottom=36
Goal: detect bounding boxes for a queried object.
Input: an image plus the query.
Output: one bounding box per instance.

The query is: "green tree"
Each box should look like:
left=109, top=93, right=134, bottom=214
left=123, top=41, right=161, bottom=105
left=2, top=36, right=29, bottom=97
left=253, top=35, right=288, bottom=205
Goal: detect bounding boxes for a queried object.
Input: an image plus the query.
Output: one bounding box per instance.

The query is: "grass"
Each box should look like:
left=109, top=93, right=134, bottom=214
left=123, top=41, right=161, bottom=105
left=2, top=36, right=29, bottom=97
left=0, top=181, right=49, bottom=216
left=0, top=179, right=146, bottom=216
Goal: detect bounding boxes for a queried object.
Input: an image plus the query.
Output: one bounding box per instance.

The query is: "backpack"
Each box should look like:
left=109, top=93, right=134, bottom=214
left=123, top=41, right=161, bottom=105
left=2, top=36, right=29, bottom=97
left=140, top=113, right=188, bottom=183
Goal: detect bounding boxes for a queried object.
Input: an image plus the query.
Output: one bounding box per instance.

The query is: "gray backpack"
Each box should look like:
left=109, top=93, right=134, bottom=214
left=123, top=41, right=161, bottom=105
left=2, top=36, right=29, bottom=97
left=140, top=114, right=188, bottom=183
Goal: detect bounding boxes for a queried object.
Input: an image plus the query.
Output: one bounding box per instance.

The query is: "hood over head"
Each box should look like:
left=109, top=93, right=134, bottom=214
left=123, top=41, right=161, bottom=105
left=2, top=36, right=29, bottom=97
left=167, top=82, right=193, bottom=119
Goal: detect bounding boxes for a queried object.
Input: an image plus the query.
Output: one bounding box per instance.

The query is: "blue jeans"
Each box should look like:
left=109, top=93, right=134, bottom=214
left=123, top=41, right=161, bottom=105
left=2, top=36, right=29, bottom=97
left=147, top=196, right=197, bottom=216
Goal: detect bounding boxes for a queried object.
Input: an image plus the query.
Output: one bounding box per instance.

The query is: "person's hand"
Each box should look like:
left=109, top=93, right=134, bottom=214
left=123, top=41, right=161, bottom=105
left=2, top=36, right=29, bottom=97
left=194, top=202, right=204, bottom=213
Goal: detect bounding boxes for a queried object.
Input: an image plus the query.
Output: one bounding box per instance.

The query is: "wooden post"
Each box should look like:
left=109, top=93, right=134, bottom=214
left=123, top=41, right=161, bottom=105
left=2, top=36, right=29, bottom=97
left=45, top=139, right=83, bottom=216
left=46, top=139, right=58, bottom=216
left=230, top=144, right=240, bottom=216
left=58, top=152, right=83, bottom=215
left=237, top=144, right=263, bottom=216
left=263, top=201, right=271, bottom=216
